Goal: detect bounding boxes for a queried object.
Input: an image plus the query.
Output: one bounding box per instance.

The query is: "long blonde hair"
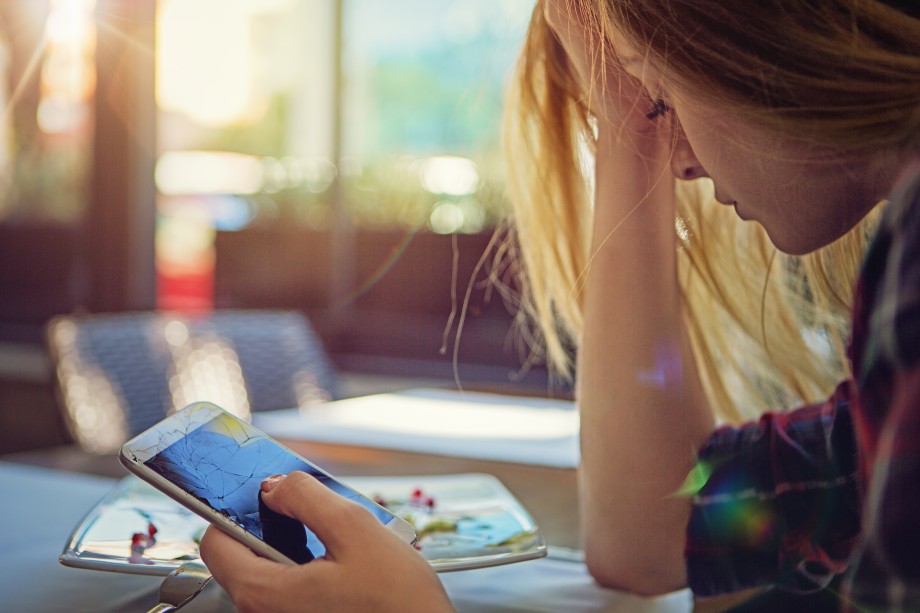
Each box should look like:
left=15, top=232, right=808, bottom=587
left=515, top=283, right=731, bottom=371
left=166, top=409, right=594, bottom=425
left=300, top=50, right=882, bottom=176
left=502, top=1, right=919, bottom=422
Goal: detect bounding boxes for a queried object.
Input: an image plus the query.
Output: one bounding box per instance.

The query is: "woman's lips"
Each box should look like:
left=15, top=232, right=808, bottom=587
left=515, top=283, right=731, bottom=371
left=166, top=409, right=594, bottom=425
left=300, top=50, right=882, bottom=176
left=714, top=192, right=736, bottom=206
left=715, top=193, right=747, bottom=219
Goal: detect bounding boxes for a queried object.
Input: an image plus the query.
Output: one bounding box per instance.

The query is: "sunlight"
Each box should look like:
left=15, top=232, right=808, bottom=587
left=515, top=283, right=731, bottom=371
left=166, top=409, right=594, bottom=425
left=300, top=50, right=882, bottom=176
left=165, top=330, right=252, bottom=422
left=39, top=0, right=96, bottom=134
left=420, top=155, right=481, bottom=196
left=50, top=318, right=129, bottom=454
left=156, top=0, right=255, bottom=126
left=156, top=150, right=264, bottom=195
left=305, top=394, right=578, bottom=441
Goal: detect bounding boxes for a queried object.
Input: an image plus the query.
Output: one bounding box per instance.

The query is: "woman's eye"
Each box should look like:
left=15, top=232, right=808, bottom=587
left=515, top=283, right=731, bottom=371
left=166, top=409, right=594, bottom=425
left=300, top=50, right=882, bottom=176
left=645, top=98, right=672, bottom=122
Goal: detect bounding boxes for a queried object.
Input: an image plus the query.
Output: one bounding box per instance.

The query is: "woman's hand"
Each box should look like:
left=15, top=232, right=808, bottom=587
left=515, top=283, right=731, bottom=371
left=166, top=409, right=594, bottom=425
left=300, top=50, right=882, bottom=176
left=199, top=471, right=453, bottom=613
left=543, top=0, right=663, bottom=138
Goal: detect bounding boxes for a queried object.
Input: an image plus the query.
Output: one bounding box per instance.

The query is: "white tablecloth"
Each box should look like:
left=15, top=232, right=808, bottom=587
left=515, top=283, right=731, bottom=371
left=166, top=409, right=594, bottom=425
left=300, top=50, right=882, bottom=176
left=0, top=461, right=691, bottom=612
left=253, top=388, right=580, bottom=468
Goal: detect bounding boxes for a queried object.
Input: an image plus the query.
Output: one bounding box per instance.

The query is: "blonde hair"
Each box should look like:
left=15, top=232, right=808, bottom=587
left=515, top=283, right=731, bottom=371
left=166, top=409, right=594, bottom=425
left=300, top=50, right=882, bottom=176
left=502, top=1, right=918, bottom=421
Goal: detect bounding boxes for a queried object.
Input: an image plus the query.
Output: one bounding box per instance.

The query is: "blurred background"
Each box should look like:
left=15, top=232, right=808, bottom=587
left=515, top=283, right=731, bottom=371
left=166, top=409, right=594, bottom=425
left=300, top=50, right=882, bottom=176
left=0, top=0, right=570, bottom=454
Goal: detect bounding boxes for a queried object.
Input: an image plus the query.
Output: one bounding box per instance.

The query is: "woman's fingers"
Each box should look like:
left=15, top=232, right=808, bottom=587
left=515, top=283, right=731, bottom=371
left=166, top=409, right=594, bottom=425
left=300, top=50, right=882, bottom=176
left=200, top=472, right=452, bottom=612
left=544, top=0, right=593, bottom=89
left=542, top=0, right=661, bottom=135
left=201, top=525, right=338, bottom=612
left=260, top=471, right=392, bottom=559
left=199, top=525, right=281, bottom=596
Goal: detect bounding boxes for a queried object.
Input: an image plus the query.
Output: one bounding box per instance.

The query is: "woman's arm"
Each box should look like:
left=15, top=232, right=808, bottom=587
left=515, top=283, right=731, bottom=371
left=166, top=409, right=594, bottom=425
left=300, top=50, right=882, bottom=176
left=539, top=0, right=715, bottom=595
left=577, top=120, right=714, bottom=596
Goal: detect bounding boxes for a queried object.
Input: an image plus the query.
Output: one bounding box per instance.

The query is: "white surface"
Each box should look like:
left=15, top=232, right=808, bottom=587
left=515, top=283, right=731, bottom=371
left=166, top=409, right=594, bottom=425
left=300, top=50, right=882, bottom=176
left=253, top=388, right=580, bottom=468
left=441, top=557, right=692, bottom=613
left=0, top=462, right=232, bottom=612
left=1, top=461, right=691, bottom=612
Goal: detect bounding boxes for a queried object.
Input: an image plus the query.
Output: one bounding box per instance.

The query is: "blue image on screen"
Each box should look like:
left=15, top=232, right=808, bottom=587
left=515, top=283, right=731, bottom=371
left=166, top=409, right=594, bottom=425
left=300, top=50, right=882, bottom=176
left=144, top=411, right=392, bottom=561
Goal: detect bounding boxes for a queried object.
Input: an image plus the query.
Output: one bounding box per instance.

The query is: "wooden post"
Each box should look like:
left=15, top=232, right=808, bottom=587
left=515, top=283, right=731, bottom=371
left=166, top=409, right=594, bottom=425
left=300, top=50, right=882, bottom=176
left=82, top=0, right=157, bottom=312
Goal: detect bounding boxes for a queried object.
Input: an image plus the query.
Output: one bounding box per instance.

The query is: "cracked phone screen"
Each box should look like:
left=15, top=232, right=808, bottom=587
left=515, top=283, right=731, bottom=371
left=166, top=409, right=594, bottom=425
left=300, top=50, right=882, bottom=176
left=143, top=411, right=394, bottom=562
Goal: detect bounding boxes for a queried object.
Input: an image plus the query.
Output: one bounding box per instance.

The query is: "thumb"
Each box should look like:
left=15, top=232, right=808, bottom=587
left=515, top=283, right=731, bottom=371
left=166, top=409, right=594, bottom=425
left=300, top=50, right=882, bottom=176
left=260, top=471, right=382, bottom=557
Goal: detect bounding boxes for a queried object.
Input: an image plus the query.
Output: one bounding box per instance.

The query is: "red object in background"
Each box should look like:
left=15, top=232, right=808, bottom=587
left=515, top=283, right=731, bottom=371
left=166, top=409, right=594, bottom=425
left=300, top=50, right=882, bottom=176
left=157, top=265, right=214, bottom=312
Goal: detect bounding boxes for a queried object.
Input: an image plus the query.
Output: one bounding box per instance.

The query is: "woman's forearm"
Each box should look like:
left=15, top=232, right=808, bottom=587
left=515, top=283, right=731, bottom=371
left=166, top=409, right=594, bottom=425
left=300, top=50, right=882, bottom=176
left=578, top=126, right=715, bottom=595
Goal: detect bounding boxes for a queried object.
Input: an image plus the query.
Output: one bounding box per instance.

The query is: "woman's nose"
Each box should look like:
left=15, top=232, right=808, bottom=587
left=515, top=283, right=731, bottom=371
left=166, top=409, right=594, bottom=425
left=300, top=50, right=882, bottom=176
left=670, top=132, right=708, bottom=181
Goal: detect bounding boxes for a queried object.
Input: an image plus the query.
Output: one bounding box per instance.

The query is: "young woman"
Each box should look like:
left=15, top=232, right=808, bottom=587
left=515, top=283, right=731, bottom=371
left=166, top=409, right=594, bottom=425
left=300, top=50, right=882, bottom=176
left=199, top=1, right=920, bottom=610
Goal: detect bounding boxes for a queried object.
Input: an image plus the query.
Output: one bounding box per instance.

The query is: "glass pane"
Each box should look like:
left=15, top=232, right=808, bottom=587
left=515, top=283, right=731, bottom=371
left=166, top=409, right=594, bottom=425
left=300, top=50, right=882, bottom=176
left=342, top=0, right=531, bottom=233
left=154, top=0, right=532, bottom=309
left=155, top=0, right=336, bottom=309
left=0, top=0, right=96, bottom=224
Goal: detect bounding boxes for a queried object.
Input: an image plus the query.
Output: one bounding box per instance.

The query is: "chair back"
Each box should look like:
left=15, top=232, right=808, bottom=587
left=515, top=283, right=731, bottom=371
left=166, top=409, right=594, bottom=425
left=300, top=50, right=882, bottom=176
left=46, top=310, right=339, bottom=453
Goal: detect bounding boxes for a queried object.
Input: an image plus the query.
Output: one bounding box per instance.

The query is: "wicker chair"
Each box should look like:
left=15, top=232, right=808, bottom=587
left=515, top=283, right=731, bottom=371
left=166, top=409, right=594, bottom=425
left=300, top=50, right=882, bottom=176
left=46, top=310, right=339, bottom=453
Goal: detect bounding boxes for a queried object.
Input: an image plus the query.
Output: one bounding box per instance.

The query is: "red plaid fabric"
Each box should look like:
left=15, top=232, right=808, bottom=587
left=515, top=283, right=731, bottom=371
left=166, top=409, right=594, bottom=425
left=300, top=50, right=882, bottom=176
left=685, top=159, right=920, bottom=611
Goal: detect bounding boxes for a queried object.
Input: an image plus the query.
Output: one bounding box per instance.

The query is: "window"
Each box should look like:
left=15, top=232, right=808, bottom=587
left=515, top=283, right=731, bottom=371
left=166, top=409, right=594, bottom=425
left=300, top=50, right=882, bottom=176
left=0, top=0, right=95, bottom=225
left=155, top=0, right=545, bottom=388
left=0, top=0, right=555, bottom=391
left=0, top=0, right=158, bottom=341
left=340, top=0, right=529, bottom=232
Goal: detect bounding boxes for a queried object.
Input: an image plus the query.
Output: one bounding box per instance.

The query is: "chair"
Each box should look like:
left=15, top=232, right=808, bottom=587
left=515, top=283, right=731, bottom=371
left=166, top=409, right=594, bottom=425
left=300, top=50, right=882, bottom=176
left=46, top=310, right=340, bottom=454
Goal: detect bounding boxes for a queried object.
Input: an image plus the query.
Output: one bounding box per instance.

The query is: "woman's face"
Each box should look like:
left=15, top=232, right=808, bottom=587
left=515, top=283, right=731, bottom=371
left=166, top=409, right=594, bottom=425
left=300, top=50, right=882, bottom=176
left=667, top=94, right=889, bottom=255
left=618, top=39, right=896, bottom=255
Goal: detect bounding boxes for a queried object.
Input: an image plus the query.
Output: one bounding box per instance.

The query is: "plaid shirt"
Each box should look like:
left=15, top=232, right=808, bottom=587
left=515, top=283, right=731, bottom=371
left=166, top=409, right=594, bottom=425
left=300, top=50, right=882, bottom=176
left=686, top=158, right=920, bottom=611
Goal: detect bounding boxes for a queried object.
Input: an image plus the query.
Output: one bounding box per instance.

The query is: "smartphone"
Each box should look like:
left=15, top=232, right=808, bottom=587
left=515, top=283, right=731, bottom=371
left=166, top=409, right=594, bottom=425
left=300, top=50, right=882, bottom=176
left=119, top=401, right=417, bottom=565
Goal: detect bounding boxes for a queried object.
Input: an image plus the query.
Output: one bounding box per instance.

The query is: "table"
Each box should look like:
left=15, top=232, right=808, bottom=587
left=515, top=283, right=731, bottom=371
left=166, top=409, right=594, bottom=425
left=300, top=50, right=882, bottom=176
left=256, top=388, right=585, bottom=548
left=0, top=388, right=696, bottom=612
left=0, top=462, right=692, bottom=612
left=275, top=441, right=582, bottom=550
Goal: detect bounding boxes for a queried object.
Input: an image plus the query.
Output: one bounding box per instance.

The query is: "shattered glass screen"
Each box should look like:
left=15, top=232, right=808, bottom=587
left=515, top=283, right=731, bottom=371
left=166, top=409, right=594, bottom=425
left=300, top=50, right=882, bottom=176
left=143, top=411, right=395, bottom=561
